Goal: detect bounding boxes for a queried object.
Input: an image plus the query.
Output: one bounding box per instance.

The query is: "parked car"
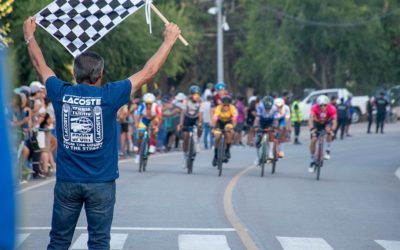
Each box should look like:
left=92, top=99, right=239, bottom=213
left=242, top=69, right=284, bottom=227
left=298, top=88, right=369, bottom=123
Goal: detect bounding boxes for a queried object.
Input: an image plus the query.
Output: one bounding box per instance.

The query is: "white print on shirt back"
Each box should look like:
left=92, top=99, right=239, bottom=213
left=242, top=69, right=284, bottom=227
left=62, top=95, right=103, bottom=151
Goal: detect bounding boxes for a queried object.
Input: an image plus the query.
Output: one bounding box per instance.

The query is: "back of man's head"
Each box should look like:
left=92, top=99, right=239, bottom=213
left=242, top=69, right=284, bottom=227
left=73, top=51, right=104, bottom=84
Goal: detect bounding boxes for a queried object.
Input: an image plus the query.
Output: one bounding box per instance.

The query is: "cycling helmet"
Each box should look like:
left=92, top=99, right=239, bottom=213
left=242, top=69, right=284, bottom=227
left=221, top=95, right=232, bottom=104
left=262, top=96, right=274, bottom=109
left=189, top=85, right=201, bottom=95
left=316, top=95, right=329, bottom=106
left=143, top=93, right=156, bottom=103
left=215, top=82, right=226, bottom=90
left=274, top=98, right=285, bottom=107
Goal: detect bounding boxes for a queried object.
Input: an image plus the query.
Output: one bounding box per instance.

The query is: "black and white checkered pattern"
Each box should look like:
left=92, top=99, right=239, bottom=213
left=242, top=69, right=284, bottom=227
left=36, top=0, right=145, bottom=57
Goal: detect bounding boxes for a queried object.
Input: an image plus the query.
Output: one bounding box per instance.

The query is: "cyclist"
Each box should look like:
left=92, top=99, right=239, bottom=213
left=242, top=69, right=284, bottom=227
left=274, top=98, right=291, bottom=158
left=309, top=95, right=337, bottom=172
left=213, top=82, right=228, bottom=106
left=134, top=93, right=162, bottom=163
left=211, top=95, right=237, bottom=166
left=254, top=96, right=277, bottom=165
left=178, top=85, right=204, bottom=166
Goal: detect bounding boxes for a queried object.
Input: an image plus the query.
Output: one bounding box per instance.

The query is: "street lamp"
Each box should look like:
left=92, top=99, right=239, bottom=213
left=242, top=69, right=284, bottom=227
left=208, top=0, right=228, bottom=83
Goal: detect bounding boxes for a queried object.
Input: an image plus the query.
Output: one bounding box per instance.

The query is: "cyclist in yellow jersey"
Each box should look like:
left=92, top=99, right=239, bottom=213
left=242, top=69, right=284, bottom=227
left=211, top=95, right=237, bottom=166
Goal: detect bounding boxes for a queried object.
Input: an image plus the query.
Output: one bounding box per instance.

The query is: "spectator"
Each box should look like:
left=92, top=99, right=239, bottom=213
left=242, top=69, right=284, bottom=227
left=202, top=82, right=213, bottom=101
left=366, top=96, right=374, bottom=134
left=335, top=98, right=348, bottom=140
left=344, top=97, right=353, bottom=137
left=375, top=91, right=388, bottom=134
left=291, top=96, right=302, bottom=144
left=203, top=94, right=213, bottom=149
left=246, top=99, right=257, bottom=146
left=117, top=104, right=130, bottom=156
left=234, top=95, right=245, bottom=145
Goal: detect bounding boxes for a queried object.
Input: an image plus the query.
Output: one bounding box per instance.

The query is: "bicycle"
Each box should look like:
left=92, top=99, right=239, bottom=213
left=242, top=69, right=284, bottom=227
left=313, top=130, right=327, bottom=180
left=138, top=127, right=151, bottom=173
left=185, top=125, right=198, bottom=174
left=257, top=128, right=274, bottom=177
left=216, top=129, right=226, bottom=177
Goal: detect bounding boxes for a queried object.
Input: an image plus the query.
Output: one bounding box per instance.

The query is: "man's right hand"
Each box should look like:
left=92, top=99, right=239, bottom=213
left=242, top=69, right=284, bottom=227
left=164, top=23, right=181, bottom=46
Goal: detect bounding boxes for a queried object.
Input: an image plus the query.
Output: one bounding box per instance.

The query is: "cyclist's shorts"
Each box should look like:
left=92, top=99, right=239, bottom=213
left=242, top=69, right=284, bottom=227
left=138, top=118, right=153, bottom=132
left=259, top=117, right=274, bottom=129
left=215, top=120, right=233, bottom=131
left=312, top=120, right=333, bottom=137
left=278, top=117, right=286, bottom=128
left=183, top=116, right=199, bottom=132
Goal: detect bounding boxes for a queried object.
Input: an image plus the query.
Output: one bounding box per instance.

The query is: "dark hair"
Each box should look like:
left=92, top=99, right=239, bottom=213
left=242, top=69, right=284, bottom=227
left=73, top=51, right=104, bottom=84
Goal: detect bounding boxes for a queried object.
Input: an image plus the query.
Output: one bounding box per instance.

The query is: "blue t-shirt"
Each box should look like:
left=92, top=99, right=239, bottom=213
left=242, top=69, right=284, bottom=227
left=46, top=76, right=131, bottom=182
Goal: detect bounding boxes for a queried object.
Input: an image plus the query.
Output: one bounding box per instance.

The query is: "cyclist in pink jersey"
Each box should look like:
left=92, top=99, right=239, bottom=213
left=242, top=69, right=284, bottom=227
left=308, top=95, right=337, bottom=172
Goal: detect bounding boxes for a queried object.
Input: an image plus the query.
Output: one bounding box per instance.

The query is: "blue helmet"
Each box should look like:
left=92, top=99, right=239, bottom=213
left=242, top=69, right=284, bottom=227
left=215, top=82, right=225, bottom=90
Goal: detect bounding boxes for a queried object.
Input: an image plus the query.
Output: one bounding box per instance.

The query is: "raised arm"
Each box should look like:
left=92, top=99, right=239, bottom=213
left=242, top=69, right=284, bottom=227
left=23, top=16, right=55, bottom=84
left=129, top=23, right=181, bottom=95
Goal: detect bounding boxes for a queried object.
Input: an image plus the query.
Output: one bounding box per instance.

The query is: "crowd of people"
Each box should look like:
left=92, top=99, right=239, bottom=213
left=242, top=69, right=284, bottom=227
left=8, top=81, right=57, bottom=182
left=8, top=79, right=391, bottom=183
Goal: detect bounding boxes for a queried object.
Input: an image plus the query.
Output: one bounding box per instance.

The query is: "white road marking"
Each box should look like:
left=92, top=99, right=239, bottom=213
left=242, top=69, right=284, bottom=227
left=375, top=240, right=400, bottom=250
left=178, top=234, right=231, bottom=250
left=16, top=233, right=30, bottom=248
left=18, top=226, right=236, bottom=232
left=70, top=233, right=128, bottom=250
left=277, top=237, right=334, bottom=250
left=395, top=168, right=400, bottom=181
left=17, top=179, right=56, bottom=195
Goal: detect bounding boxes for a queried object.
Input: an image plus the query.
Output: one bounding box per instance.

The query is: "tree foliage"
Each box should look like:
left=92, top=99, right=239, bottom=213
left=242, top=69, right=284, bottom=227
left=234, top=0, right=400, bottom=95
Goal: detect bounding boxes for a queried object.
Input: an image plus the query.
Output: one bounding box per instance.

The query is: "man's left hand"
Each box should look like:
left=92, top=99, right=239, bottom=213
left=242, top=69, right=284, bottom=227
left=23, top=16, right=36, bottom=40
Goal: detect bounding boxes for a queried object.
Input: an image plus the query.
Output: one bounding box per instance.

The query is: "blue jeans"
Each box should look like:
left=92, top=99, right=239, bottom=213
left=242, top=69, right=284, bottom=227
left=203, top=122, right=214, bottom=149
left=48, top=181, right=116, bottom=250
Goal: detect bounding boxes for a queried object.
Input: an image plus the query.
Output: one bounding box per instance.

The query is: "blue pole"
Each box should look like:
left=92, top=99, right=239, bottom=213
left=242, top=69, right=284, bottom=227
left=0, top=48, right=16, bottom=250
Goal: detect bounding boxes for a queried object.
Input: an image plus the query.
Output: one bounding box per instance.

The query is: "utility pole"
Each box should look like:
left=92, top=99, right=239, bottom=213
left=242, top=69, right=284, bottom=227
left=216, top=0, right=224, bottom=83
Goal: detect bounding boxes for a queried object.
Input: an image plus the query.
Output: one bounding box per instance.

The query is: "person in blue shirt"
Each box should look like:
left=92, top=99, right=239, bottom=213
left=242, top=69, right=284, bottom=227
left=23, top=16, right=181, bottom=250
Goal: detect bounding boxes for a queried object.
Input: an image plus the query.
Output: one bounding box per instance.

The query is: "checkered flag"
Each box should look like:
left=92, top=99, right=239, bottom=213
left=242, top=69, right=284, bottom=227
left=35, top=0, right=149, bottom=57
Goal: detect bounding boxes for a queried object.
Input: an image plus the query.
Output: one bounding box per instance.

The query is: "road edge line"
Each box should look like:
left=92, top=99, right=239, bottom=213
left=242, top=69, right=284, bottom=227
left=223, top=164, right=259, bottom=250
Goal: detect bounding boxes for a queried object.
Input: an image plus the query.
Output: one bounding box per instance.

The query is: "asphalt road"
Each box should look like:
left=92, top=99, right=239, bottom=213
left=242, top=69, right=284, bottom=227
left=16, top=122, right=400, bottom=250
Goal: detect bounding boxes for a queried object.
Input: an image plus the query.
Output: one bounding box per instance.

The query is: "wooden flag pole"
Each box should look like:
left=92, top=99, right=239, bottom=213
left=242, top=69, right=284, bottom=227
left=150, top=4, right=189, bottom=46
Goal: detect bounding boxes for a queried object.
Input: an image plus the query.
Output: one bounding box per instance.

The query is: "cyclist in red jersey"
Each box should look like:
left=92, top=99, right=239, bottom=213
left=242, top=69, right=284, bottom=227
left=308, top=95, right=337, bottom=172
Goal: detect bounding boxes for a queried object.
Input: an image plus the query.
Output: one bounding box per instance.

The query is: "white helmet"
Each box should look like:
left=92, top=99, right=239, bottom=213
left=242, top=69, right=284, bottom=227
left=143, top=93, right=156, bottom=103
left=274, top=98, right=285, bottom=107
left=316, top=95, right=330, bottom=106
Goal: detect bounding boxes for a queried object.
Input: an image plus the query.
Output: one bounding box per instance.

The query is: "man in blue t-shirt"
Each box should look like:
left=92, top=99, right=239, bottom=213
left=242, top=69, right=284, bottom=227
left=23, top=16, right=181, bottom=249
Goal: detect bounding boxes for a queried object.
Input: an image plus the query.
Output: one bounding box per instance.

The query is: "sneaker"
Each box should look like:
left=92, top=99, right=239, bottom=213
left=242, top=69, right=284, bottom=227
left=225, top=151, right=231, bottom=159
left=149, top=145, right=156, bottom=154
left=212, top=157, right=217, bottom=167
left=223, top=155, right=229, bottom=163
left=278, top=151, right=284, bottom=158
left=254, top=158, right=260, bottom=166
left=133, top=146, right=139, bottom=152
left=308, top=162, right=315, bottom=173
left=196, top=143, right=201, bottom=153
left=134, top=155, right=140, bottom=164
left=324, top=150, right=331, bottom=160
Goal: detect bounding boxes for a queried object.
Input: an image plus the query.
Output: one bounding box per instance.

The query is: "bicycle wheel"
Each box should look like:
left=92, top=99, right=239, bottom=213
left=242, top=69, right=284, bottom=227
left=316, top=138, right=324, bottom=180
left=187, top=135, right=194, bottom=174
left=139, top=136, right=148, bottom=173
left=260, top=138, right=267, bottom=177
left=217, top=135, right=225, bottom=176
left=271, top=142, right=277, bottom=174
